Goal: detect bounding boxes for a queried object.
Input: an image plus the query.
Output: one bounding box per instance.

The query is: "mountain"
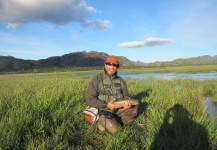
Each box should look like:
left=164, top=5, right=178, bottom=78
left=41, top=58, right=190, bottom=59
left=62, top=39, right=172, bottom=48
left=0, top=56, right=36, bottom=72
left=148, top=55, right=217, bottom=66
left=0, top=51, right=217, bottom=72
left=0, top=51, right=134, bottom=72
left=134, top=60, right=148, bottom=66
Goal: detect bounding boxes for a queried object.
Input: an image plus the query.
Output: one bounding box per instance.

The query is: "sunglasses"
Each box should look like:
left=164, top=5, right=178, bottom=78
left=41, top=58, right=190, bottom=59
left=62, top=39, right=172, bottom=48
left=105, top=62, right=118, bottom=67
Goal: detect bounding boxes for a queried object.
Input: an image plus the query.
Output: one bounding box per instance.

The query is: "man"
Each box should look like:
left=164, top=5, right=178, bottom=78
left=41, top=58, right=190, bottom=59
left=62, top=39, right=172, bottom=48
left=85, top=55, right=139, bottom=133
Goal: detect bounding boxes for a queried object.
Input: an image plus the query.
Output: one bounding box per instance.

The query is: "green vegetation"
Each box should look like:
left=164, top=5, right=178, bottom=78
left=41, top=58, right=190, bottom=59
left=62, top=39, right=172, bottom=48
left=119, top=64, right=217, bottom=73
left=0, top=72, right=217, bottom=149
left=2, top=64, right=215, bottom=74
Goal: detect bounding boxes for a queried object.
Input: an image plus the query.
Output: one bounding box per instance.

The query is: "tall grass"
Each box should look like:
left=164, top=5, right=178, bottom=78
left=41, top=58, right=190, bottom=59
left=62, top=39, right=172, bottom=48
left=0, top=73, right=217, bottom=149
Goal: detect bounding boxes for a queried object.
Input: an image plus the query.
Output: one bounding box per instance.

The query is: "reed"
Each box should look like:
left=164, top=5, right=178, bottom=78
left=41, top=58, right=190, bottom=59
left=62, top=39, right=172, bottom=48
left=0, top=73, right=217, bottom=149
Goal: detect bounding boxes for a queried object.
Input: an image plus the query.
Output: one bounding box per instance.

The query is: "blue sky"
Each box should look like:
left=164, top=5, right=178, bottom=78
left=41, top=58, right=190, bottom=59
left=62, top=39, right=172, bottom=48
left=0, top=0, right=216, bottom=63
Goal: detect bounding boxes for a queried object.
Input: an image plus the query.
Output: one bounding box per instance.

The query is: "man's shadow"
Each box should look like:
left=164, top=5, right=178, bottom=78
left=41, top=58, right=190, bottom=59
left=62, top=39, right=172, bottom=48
left=150, top=104, right=211, bottom=150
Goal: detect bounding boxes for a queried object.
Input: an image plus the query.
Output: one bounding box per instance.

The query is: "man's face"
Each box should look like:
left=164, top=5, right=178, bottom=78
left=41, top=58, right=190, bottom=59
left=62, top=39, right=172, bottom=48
left=105, top=62, right=118, bottom=76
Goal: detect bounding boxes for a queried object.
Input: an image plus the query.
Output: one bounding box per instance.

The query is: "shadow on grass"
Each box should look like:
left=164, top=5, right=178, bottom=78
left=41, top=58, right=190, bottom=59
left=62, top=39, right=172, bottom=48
left=150, top=104, right=211, bottom=150
left=131, top=89, right=152, bottom=115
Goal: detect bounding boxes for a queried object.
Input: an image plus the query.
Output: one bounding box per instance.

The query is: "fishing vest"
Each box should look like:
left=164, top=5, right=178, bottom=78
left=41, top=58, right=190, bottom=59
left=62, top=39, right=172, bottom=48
left=98, top=73, right=124, bottom=103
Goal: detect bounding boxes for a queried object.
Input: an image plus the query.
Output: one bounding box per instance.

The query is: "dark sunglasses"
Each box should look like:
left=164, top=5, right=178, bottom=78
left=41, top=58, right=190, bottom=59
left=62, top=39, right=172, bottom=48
left=105, top=62, right=118, bottom=67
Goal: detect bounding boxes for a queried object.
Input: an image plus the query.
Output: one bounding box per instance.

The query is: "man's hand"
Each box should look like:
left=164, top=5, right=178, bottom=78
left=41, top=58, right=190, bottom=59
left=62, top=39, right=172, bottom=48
left=107, top=100, right=120, bottom=110
left=123, top=100, right=131, bottom=109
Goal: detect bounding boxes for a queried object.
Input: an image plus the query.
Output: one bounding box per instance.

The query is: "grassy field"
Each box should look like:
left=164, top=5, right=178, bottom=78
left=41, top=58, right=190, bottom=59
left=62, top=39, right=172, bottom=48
left=0, top=71, right=217, bottom=149
left=3, top=63, right=217, bottom=74
left=119, top=64, right=217, bottom=73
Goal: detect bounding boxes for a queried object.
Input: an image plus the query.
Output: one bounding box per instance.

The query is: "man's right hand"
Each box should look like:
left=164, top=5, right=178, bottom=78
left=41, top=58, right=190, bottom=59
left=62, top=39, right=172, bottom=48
left=107, top=99, right=120, bottom=110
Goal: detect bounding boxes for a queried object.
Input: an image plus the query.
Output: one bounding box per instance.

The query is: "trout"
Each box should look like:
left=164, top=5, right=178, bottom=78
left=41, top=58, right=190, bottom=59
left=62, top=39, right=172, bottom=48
left=112, top=98, right=139, bottom=107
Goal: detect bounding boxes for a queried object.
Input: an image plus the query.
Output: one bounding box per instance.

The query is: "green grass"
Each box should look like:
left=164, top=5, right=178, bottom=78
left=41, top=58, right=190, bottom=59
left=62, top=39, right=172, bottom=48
left=119, top=64, right=217, bottom=73
left=0, top=72, right=217, bottom=149
left=2, top=63, right=217, bottom=74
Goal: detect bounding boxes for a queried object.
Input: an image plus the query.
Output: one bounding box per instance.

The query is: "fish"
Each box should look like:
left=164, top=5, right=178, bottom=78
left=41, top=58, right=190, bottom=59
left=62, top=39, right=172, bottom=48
left=112, top=98, right=139, bottom=107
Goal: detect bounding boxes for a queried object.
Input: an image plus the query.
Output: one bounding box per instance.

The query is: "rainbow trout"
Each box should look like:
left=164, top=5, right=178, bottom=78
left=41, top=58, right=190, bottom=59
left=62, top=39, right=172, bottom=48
left=112, top=98, right=139, bottom=107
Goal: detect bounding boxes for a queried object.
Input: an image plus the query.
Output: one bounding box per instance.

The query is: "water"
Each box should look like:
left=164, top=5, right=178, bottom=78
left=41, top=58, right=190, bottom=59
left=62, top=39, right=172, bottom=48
left=119, top=72, right=217, bottom=80
left=82, top=72, right=217, bottom=80
left=203, top=96, right=217, bottom=125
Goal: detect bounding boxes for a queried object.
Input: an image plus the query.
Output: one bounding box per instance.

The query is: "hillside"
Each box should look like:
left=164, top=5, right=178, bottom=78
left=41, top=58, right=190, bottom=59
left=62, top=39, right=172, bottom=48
left=148, top=55, right=217, bottom=66
left=0, top=51, right=217, bottom=72
left=0, top=51, right=134, bottom=72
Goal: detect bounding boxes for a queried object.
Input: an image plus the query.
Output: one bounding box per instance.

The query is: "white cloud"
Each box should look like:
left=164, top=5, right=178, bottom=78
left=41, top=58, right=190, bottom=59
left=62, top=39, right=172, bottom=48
left=72, top=50, right=81, bottom=53
left=0, top=0, right=112, bottom=30
left=82, top=19, right=112, bottom=30
left=6, top=23, right=21, bottom=28
left=119, top=38, right=173, bottom=48
left=86, top=6, right=97, bottom=12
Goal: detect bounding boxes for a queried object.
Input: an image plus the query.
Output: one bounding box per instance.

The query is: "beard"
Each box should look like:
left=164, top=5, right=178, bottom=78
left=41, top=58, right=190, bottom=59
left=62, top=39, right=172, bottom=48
left=106, top=68, right=116, bottom=75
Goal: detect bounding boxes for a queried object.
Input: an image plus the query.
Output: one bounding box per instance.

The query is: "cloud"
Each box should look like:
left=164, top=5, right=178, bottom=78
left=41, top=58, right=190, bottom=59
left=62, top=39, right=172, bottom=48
left=6, top=23, right=22, bottom=28
left=86, top=6, right=97, bottom=12
left=82, top=19, right=112, bottom=30
left=0, top=0, right=112, bottom=30
left=118, top=38, right=173, bottom=48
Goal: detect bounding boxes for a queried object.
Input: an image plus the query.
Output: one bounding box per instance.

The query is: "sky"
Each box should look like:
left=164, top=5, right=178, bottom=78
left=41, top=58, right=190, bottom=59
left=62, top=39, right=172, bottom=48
left=0, top=0, right=217, bottom=63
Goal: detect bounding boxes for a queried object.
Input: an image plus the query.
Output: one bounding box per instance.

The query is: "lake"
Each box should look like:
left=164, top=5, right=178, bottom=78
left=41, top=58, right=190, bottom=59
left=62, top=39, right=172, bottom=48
left=120, top=72, right=217, bottom=80
left=83, top=72, right=217, bottom=80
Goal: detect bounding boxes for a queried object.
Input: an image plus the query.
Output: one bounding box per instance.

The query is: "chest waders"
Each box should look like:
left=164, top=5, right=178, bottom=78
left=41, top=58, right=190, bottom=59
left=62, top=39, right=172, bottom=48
left=97, top=73, right=124, bottom=133
left=98, top=73, right=124, bottom=112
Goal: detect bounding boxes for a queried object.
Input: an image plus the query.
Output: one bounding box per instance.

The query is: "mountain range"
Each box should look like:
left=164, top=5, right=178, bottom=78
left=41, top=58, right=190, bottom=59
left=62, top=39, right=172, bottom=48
left=0, top=51, right=216, bottom=72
